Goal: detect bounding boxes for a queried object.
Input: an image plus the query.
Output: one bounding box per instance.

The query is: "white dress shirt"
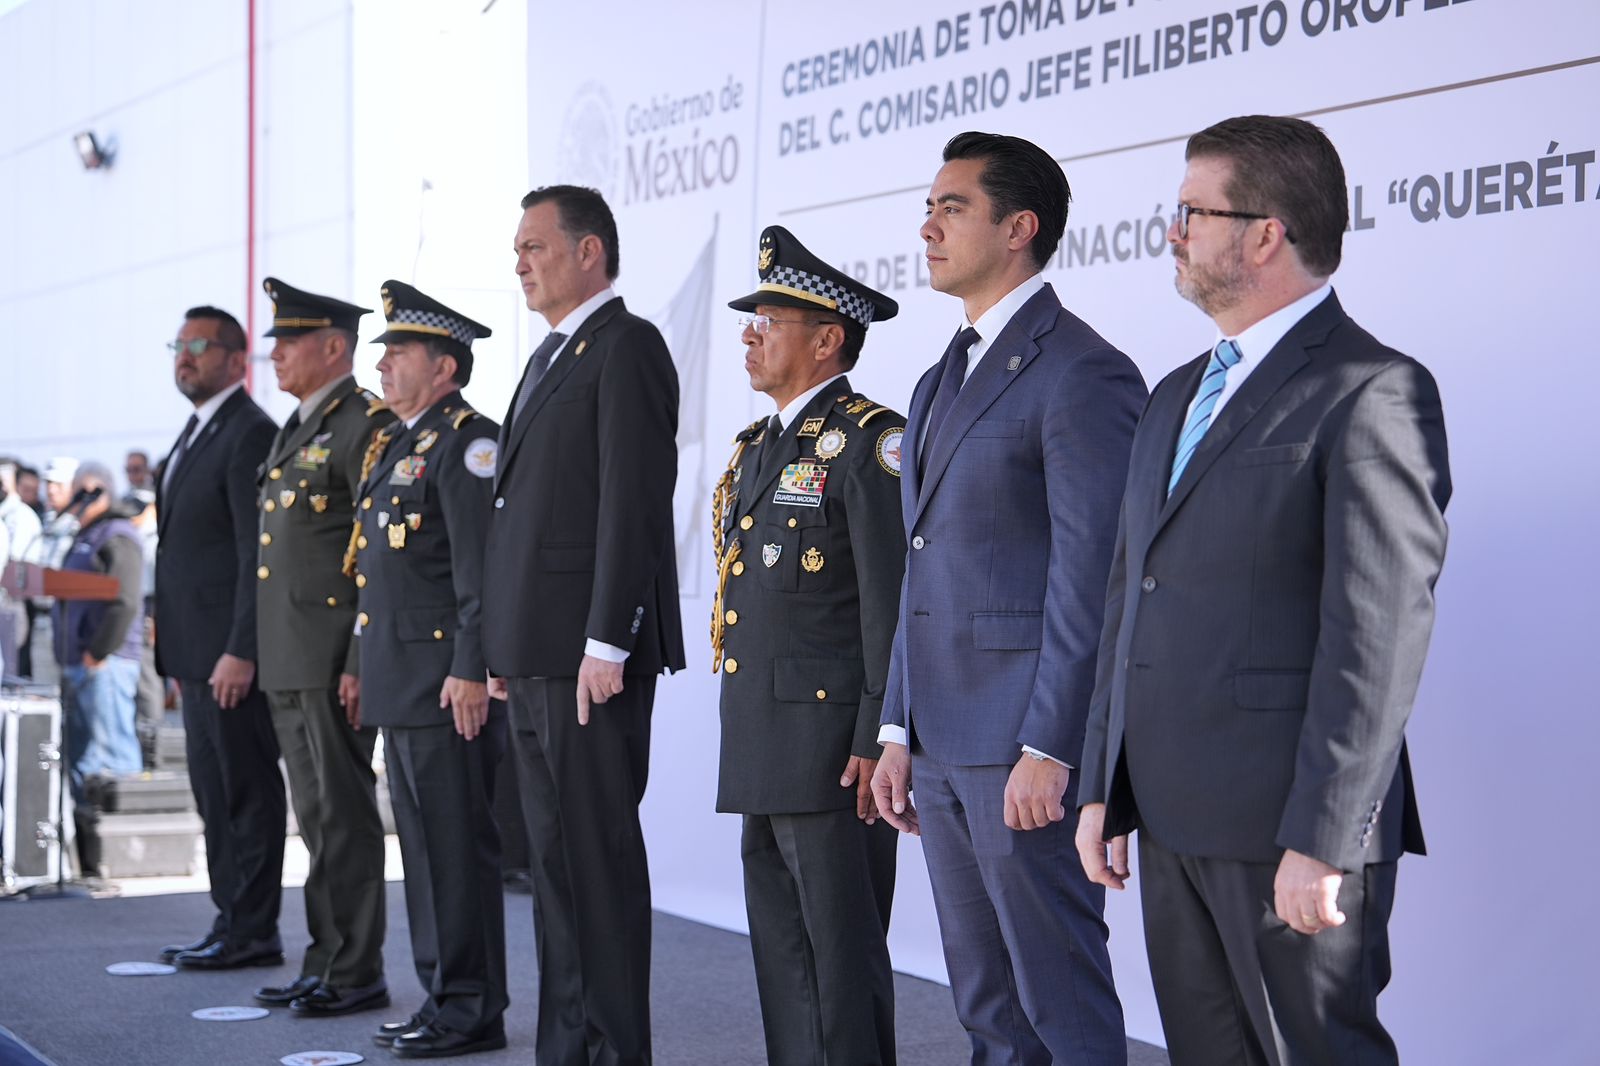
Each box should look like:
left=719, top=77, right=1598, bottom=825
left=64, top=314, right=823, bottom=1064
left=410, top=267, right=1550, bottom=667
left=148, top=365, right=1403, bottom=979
left=775, top=373, right=846, bottom=432
left=884, top=272, right=1066, bottom=765
left=164, top=380, right=245, bottom=493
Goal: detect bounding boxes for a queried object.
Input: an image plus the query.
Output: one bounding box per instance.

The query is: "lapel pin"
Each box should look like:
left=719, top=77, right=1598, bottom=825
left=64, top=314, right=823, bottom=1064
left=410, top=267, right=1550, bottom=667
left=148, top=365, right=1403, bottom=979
left=1007, top=355, right=1021, bottom=371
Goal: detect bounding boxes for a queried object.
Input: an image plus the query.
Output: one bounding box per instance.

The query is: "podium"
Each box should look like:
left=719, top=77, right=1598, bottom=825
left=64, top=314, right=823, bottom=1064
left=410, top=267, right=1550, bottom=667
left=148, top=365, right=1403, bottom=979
left=2, top=561, right=119, bottom=602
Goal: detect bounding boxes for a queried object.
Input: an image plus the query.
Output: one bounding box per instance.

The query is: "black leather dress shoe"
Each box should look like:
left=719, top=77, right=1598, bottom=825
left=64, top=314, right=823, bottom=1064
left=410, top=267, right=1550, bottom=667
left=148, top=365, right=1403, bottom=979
left=175, top=936, right=285, bottom=970
left=159, top=932, right=222, bottom=963
left=255, top=974, right=322, bottom=1005
left=373, top=1013, right=429, bottom=1048
left=391, top=1021, right=507, bottom=1059
left=289, top=978, right=390, bottom=1016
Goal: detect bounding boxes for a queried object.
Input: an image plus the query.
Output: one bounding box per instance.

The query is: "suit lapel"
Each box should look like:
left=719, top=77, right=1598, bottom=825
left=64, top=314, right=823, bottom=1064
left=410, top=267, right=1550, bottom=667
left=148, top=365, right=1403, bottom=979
left=160, top=388, right=246, bottom=534
left=496, top=297, right=625, bottom=492
left=913, top=285, right=1057, bottom=524
left=900, top=363, right=940, bottom=532
left=1153, top=294, right=1345, bottom=534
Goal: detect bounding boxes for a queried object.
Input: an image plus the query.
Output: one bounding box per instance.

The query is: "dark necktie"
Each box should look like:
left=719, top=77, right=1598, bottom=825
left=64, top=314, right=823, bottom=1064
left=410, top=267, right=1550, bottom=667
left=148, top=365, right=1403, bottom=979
left=512, top=331, right=569, bottom=426
left=282, top=409, right=302, bottom=438
left=752, top=413, right=784, bottom=483
left=919, top=326, right=981, bottom=475
left=163, top=413, right=200, bottom=491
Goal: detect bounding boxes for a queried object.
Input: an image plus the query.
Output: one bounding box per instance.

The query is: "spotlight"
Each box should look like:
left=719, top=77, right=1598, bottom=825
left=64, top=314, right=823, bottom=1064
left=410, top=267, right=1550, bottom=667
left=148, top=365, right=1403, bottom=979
left=73, top=131, right=114, bottom=170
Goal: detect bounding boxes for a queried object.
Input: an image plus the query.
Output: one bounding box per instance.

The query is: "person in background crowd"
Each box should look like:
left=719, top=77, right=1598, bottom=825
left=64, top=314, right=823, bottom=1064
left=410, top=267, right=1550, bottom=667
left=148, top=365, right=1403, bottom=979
left=250, top=277, right=391, bottom=1016
left=871, top=131, right=1145, bottom=1065
left=0, top=457, right=43, bottom=679
left=29, top=456, right=82, bottom=688
left=16, top=465, right=44, bottom=515
left=124, top=488, right=163, bottom=768
left=53, top=461, right=144, bottom=881
left=155, top=305, right=288, bottom=975
left=485, top=184, right=685, bottom=1066
left=124, top=449, right=154, bottom=493
left=355, top=281, right=508, bottom=1059
left=1076, top=114, right=1452, bottom=1066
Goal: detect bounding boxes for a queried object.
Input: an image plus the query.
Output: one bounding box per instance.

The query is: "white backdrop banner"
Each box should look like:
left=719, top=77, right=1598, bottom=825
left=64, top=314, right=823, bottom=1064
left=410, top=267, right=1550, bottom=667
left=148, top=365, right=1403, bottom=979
left=528, top=2, right=1600, bottom=1059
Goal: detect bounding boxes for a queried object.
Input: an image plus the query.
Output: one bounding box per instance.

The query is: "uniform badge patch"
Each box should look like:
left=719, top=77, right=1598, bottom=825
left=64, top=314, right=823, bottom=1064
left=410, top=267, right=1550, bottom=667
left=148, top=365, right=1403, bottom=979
left=876, top=427, right=905, bottom=477
left=310, top=493, right=329, bottom=513
left=377, top=512, right=390, bottom=527
left=278, top=489, right=296, bottom=509
left=387, top=523, right=407, bottom=549
left=414, top=430, right=438, bottom=454
left=762, top=543, right=782, bottom=568
left=773, top=462, right=827, bottom=508
left=797, top=417, right=825, bottom=438
left=464, top=437, right=498, bottom=479
left=405, top=512, right=422, bottom=531
left=814, top=428, right=847, bottom=460
left=801, top=547, right=825, bottom=573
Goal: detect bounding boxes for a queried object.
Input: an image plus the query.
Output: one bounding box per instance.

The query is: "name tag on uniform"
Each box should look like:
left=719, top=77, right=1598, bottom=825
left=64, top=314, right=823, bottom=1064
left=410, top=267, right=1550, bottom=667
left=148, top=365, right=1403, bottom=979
left=773, top=462, right=826, bottom=508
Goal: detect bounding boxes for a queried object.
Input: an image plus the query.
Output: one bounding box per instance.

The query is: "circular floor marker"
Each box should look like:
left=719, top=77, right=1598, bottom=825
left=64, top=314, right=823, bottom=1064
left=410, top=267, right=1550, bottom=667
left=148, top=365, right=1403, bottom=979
left=190, top=1005, right=271, bottom=1022
left=106, top=961, right=176, bottom=976
left=280, top=1054, right=365, bottom=1066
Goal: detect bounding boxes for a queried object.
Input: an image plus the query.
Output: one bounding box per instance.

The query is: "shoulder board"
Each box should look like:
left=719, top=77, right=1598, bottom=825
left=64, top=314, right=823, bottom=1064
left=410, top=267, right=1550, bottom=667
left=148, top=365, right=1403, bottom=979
left=321, top=395, right=343, bottom=417
left=833, top=393, right=893, bottom=428
left=449, top=407, right=479, bottom=431
left=733, top=417, right=767, bottom=444
left=365, top=396, right=389, bottom=418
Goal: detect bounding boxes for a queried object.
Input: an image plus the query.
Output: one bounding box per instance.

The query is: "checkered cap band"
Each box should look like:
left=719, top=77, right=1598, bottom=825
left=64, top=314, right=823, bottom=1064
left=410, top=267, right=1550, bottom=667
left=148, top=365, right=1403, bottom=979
left=762, top=265, right=875, bottom=327
left=390, top=308, right=476, bottom=346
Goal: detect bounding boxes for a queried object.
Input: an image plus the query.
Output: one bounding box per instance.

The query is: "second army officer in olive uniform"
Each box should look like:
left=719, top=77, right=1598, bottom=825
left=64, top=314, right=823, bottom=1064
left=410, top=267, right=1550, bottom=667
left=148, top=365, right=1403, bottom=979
left=353, top=282, right=509, bottom=1059
left=712, top=226, right=906, bottom=1066
left=254, top=278, right=391, bottom=1017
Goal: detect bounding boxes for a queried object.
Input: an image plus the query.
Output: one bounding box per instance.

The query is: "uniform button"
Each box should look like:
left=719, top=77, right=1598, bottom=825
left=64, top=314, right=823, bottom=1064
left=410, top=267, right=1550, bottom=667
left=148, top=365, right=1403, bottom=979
left=264, top=499, right=276, bottom=512
left=724, top=658, right=739, bottom=674
left=358, top=612, right=370, bottom=626
left=911, top=535, right=925, bottom=550
left=433, top=629, right=444, bottom=640
left=815, top=689, right=827, bottom=700
left=326, top=596, right=337, bottom=607
left=299, top=479, right=308, bottom=488
left=1140, top=576, right=1157, bottom=593
left=355, top=573, right=367, bottom=588
left=495, top=498, right=504, bottom=509
left=740, top=516, right=754, bottom=530
left=786, top=517, right=797, bottom=528
left=268, top=467, right=282, bottom=480
left=259, top=532, right=272, bottom=546
left=724, top=610, right=738, bottom=625
left=362, top=498, right=372, bottom=510
left=391, top=495, right=400, bottom=505
left=257, top=565, right=269, bottom=580
left=357, top=535, right=368, bottom=549
left=731, top=561, right=745, bottom=576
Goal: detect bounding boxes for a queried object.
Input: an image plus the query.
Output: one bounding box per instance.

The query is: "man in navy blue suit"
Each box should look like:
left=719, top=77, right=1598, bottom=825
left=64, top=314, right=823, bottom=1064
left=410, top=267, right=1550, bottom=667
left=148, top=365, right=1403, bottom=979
left=871, top=132, right=1146, bottom=1064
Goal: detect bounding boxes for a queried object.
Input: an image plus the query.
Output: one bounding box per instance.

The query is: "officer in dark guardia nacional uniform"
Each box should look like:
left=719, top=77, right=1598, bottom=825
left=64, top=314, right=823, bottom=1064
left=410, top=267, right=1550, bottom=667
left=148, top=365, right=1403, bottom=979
left=252, top=277, right=391, bottom=1016
left=712, top=225, right=906, bottom=1066
left=353, top=281, right=508, bottom=1059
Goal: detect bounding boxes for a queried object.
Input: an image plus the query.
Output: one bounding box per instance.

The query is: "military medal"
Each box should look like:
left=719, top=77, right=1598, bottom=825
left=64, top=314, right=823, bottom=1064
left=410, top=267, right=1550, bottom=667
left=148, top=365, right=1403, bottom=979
left=773, top=462, right=827, bottom=508
left=293, top=443, right=331, bottom=470
left=387, top=523, right=407, bottom=549
left=801, top=547, right=825, bottom=573
left=405, top=512, right=422, bottom=531
left=377, top=512, right=390, bottom=527
left=278, top=489, right=296, bottom=509
left=310, top=494, right=329, bottom=513
left=814, top=428, right=846, bottom=460
left=414, top=430, right=438, bottom=454
left=762, top=543, right=782, bottom=568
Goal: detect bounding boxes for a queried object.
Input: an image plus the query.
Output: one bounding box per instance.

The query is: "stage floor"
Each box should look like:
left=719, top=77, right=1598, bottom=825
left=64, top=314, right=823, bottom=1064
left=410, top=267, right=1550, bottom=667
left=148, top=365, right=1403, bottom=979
left=0, top=875, right=1169, bottom=1065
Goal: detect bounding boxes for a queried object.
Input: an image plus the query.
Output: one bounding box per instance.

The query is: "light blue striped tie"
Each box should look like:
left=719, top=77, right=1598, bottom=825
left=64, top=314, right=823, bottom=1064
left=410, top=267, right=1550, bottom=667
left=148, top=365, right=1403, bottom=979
left=1168, top=339, right=1242, bottom=496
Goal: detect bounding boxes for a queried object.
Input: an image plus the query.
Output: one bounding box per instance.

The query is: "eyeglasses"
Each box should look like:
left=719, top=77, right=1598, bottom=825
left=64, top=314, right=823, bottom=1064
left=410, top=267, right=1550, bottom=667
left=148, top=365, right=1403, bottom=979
left=737, top=314, right=827, bottom=336
left=166, top=338, right=235, bottom=357
left=1176, top=203, right=1294, bottom=244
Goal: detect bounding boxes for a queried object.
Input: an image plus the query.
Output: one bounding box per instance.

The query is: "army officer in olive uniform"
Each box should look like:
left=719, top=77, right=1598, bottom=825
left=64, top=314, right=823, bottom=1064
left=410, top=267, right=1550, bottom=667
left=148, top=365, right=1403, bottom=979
left=712, top=226, right=906, bottom=1066
left=254, top=278, right=391, bottom=1017
left=353, top=282, right=508, bottom=1060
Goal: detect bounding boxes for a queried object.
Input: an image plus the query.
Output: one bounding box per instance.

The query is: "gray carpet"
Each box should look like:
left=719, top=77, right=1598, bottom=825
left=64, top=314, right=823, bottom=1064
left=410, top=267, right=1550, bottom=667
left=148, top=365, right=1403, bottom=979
left=0, top=884, right=1168, bottom=1064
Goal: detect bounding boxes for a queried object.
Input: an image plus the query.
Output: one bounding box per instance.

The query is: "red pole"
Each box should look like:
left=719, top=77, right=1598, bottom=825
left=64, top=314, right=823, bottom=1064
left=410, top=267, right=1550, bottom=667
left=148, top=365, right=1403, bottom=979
left=245, top=0, right=257, bottom=391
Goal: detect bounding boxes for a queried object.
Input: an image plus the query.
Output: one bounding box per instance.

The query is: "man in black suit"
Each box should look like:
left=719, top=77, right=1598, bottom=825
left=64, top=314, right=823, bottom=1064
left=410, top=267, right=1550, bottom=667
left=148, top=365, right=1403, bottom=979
left=484, top=184, right=685, bottom=1066
left=1076, top=115, right=1452, bottom=1066
left=355, top=282, right=507, bottom=1059
left=154, top=305, right=287, bottom=968
left=714, top=226, right=904, bottom=1066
